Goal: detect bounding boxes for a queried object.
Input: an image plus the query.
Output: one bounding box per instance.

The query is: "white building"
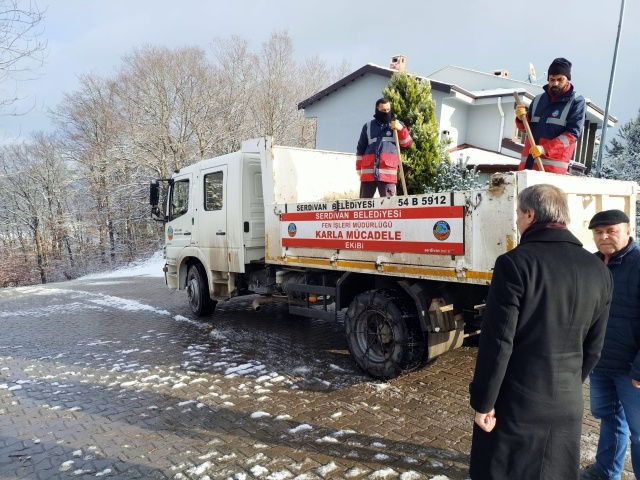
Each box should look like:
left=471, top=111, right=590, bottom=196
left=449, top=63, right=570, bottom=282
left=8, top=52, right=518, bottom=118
left=298, top=57, right=615, bottom=178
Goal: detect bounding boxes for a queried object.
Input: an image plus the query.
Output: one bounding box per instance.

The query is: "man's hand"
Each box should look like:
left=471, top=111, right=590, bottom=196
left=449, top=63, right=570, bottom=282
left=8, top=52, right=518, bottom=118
left=390, top=120, right=403, bottom=131
left=632, top=379, right=640, bottom=388
left=515, top=105, right=528, bottom=119
left=529, top=145, right=546, bottom=158
left=356, top=170, right=361, bottom=177
left=474, top=409, right=496, bottom=432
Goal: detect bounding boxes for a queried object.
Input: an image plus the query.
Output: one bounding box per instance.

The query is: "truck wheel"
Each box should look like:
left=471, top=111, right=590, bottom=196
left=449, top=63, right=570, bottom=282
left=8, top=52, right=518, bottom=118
left=186, top=264, right=215, bottom=317
left=345, top=289, right=425, bottom=379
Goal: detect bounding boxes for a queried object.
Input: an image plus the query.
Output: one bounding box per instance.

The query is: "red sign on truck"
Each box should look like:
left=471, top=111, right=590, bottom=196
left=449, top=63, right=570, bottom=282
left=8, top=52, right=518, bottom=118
left=281, top=205, right=464, bottom=255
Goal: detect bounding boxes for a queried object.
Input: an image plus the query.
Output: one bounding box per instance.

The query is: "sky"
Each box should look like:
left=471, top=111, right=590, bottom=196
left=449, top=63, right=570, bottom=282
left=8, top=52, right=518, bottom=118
left=2, top=0, right=639, bottom=146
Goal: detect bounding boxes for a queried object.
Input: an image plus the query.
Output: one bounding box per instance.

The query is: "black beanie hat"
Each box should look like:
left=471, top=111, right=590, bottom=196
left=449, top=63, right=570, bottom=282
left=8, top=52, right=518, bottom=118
left=548, top=57, right=572, bottom=80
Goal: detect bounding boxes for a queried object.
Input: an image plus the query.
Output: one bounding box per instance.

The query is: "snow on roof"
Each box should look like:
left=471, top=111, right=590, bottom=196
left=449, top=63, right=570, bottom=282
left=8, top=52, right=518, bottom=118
left=451, top=146, right=520, bottom=167
left=467, top=88, right=527, bottom=98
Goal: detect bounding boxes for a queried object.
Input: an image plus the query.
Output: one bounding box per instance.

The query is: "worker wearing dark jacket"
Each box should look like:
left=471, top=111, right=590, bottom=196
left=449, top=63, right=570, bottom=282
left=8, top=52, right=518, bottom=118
left=356, top=98, right=412, bottom=198
left=469, top=184, right=612, bottom=480
left=515, top=57, right=586, bottom=174
left=581, top=209, right=640, bottom=480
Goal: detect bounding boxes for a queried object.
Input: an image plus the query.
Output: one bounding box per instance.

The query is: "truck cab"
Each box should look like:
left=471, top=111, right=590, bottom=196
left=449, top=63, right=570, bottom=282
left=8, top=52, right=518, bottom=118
left=152, top=145, right=265, bottom=314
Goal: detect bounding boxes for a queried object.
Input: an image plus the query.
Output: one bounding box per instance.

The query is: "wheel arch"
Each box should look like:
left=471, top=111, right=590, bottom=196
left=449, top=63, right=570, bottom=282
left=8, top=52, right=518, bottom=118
left=336, top=272, right=402, bottom=311
left=396, top=279, right=437, bottom=334
left=177, top=248, right=210, bottom=291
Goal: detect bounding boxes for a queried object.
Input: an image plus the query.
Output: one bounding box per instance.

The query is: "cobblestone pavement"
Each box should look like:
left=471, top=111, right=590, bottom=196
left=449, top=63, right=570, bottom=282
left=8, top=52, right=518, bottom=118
left=0, top=275, right=634, bottom=479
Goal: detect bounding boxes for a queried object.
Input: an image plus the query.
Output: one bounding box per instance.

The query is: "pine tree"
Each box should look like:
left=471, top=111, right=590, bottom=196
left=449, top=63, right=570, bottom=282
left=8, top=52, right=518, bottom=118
left=383, top=72, right=448, bottom=194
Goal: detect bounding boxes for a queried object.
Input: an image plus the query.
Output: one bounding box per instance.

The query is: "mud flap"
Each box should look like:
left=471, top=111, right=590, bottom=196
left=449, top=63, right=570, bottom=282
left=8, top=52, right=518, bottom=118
left=427, top=318, right=465, bottom=359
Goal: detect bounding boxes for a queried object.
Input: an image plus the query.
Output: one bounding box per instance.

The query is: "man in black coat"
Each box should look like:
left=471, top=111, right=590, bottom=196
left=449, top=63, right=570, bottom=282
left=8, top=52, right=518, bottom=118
left=469, top=184, right=613, bottom=480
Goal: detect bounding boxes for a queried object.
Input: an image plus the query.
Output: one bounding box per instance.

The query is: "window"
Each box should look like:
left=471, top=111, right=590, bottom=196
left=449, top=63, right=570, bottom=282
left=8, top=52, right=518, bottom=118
left=254, top=172, right=263, bottom=199
left=204, top=171, right=223, bottom=211
left=170, top=180, right=190, bottom=220
left=513, top=123, right=526, bottom=144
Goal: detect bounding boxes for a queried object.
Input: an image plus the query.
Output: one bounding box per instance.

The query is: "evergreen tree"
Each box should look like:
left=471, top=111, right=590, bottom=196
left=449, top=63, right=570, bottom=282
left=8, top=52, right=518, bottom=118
left=383, top=72, right=448, bottom=194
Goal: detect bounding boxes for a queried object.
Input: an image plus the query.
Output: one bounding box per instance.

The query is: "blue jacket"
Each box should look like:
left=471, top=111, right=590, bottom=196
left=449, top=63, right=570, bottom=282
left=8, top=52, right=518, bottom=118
left=593, top=238, right=640, bottom=380
left=356, top=119, right=412, bottom=183
left=516, top=83, right=586, bottom=174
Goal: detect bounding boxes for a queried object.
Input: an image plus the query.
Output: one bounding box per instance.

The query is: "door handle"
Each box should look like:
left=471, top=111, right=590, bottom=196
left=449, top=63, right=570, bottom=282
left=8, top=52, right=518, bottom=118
left=216, top=231, right=226, bottom=236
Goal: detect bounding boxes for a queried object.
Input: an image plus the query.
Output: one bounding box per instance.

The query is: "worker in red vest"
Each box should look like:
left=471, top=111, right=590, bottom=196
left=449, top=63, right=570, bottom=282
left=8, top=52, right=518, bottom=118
left=356, top=98, right=412, bottom=197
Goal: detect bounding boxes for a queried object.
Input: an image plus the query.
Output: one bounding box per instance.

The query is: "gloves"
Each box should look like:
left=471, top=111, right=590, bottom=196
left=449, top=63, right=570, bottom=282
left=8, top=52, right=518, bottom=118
left=529, top=145, right=546, bottom=158
left=515, top=105, right=527, bottom=119
left=390, top=120, right=403, bottom=131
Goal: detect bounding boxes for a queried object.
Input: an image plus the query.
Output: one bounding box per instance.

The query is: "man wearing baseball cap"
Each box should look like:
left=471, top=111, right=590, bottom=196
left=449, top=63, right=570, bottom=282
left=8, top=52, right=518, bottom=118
left=582, top=209, right=640, bottom=479
left=514, top=57, right=586, bottom=174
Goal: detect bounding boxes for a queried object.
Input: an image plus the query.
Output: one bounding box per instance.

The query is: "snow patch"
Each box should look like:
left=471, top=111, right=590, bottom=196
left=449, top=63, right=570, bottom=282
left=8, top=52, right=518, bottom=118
left=369, top=467, right=398, bottom=478
left=250, top=411, right=271, bottom=419
left=79, top=251, right=165, bottom=279
left=316, top=462, right=338, bottom=476
left=250, top=465, right=269, bottom=476
left=400, top=472, right=426, bottom=479
left=288, top=424, right=313, bottom=434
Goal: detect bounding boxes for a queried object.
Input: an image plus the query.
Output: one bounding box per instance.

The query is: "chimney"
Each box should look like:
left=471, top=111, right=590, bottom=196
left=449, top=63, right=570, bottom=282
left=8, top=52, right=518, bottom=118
left=491, top=69, right=509, bottom=78
left=390, top=55, right=406, bottom=72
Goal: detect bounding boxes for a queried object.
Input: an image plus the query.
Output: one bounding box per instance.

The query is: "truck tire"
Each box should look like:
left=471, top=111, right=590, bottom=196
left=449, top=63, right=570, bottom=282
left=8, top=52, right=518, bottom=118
left=186, top=264, right=216, bottom=317
left=345, top=289, right=425, bottom=379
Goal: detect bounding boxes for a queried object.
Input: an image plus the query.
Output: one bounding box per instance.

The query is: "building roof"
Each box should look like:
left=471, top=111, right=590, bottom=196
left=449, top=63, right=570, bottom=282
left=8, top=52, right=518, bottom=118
left=451, top=144, right=586, bottom=174
left=450, top=145, right=520, bottom=168
left=297, top=64, right=454, bottom=110
left=429, top=64, right=616, bottom=124
left=298, top=63, right=616, bottom=126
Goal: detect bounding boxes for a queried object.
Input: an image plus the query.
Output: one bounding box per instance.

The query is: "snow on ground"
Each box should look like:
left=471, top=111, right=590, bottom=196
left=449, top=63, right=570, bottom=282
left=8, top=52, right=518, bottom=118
left=0, top=250, right=468, bottom=479
left=79, top=250, right=165, bottom=280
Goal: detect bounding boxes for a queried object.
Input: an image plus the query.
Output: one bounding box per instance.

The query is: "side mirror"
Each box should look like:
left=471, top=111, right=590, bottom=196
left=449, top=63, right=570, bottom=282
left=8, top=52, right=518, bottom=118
left=150, top=180, right=166, bottom=222
left=150, top=180, right=160, bottom=206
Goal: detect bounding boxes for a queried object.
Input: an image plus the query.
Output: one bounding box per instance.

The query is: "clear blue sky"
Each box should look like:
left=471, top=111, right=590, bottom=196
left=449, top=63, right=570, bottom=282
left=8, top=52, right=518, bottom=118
left=2, top=0, right=639, bottom=146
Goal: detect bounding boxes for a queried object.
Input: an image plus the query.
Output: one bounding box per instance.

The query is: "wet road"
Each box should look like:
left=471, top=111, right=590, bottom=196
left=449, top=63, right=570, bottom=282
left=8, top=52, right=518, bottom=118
left=0, top=274, right=633, bottom=479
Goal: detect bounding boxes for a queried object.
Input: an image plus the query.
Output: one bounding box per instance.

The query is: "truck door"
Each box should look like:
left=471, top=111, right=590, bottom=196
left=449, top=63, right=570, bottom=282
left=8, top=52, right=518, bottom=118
left=198, top=166, right=228, bottom=273
left=164, top=174, right=193, bottom=266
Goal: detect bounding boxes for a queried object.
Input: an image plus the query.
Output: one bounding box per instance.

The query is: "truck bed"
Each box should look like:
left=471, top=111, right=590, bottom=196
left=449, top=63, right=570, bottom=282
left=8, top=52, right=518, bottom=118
left=257, top=138, right=637, bottom=285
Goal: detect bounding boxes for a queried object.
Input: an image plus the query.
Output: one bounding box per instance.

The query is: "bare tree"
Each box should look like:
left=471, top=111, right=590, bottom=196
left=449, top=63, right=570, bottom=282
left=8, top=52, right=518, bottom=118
left=1, top=30, right=355, bottom=286
left=117, top=45, right=223, bottom=176
left=0, top=0, right=47, bottom=112
left=52, top=73, right=122, bottom=265
left=210, top=35, right=258, bottom=153
left=251, top=31, right=298, bottom=144
left=0, top=134, right=75, bottom=284
left=250, top=30, right=352, bottom=148
left=28, top=132, right=76, bottom=273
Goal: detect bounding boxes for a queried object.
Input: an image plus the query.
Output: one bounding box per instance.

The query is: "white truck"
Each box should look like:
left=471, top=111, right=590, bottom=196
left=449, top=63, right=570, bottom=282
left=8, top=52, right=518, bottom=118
left=149, top=137, right=637, bottom=379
